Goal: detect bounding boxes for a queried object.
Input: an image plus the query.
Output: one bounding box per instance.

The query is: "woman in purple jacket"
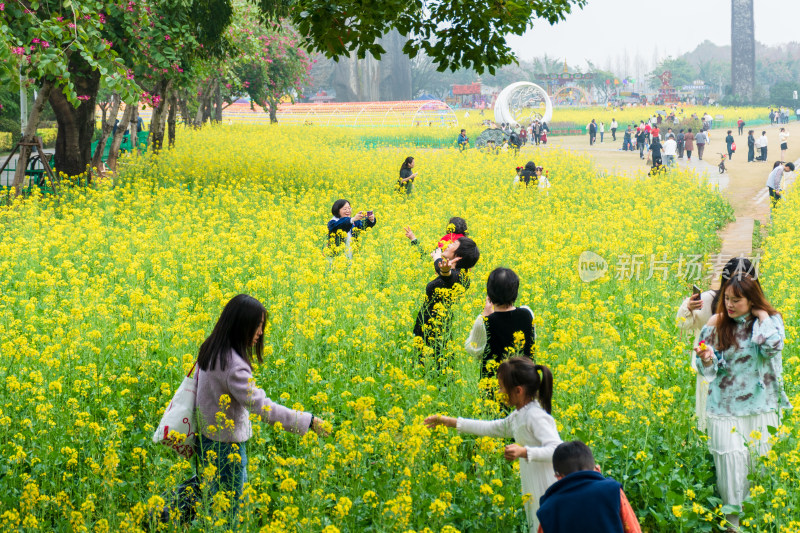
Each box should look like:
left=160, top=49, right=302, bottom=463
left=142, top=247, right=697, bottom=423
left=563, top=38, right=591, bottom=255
left=195, top=295, right=327, bottom=517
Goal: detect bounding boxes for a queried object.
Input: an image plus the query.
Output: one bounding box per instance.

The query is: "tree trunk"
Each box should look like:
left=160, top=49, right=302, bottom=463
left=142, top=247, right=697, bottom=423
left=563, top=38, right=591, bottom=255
left=91, top=93, right=121, bottom=174
left=731, top=0, right=755, bottom=102
left=49, top=54, right=102, bottom=179
left=194, top=98, right=205, bottom=127
left=106, top=105, right=133, bottom=173
left=13, top=81, right=54, bottom=195
left=148, top=79, right=172, bottom=153
left=267, top=97, right=278, bottom=123
left=129, top=104, right=139, bottom=152
left=99, top=102, right=109, bottom=130
left=202, top=96, right=212, bottom=124
left=168, top=90, right=178, bottom=148
left=178, top=94, right=192, bottom=127
left=214, top=79, right=223, bottom=122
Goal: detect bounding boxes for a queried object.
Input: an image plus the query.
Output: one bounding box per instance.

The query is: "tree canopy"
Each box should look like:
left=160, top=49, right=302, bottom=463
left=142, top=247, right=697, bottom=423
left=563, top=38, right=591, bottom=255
left=262, top=0, right=587, bottom=74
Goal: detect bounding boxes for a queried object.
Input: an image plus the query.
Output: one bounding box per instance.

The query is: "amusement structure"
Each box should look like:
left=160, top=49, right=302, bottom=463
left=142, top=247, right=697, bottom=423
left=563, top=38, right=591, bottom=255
left=535, top=60, right=595, bottom=105
left=493, top=82, right=553, bottom=126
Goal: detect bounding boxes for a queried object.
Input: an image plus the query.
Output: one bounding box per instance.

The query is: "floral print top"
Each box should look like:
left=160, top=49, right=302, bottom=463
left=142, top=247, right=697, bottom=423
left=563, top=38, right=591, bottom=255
left=697, top=313, right=792, bottom=417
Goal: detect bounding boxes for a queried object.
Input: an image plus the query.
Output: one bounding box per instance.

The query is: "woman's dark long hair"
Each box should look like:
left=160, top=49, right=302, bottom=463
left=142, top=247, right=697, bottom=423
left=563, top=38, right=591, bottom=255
left=714, top=275, right=778, bottom=352
left=497, top=357, right=553, bottom=414
left=198, top=294, right=266, bottom=372
left=401, top=156, right=414, bottom=171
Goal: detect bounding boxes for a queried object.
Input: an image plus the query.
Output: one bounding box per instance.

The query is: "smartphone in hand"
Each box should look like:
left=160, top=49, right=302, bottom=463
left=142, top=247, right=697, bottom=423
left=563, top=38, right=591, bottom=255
left=692, top=284, right=702, bottom=298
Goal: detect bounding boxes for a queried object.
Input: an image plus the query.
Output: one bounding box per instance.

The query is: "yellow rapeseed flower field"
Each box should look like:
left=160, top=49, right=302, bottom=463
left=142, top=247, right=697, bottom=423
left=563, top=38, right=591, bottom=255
left=0, top=123, right=795, bottom=532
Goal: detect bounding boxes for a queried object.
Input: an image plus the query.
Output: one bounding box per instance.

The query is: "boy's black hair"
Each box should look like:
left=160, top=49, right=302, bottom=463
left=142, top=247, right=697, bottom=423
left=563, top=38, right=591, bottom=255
left=552, top=441, right=596, bottom=477
left=454, top=237, right=479, bottom=270
left=448, top=216, right=468, bottom=235
left=786, top=162, right=795, bottom=171
left=487, top=267, right=519, bottom=306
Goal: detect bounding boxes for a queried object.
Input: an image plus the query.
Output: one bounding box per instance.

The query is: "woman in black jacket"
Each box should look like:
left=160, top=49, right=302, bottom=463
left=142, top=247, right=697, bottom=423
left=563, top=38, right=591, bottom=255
left=649, top=137, right=663, bottom=167
left=747, top=130, right=755, bottom=162
left=398, top=156, right=418, bottom=194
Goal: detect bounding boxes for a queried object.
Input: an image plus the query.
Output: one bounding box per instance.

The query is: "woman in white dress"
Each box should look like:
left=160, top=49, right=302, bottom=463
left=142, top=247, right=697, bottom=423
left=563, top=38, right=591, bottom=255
left=695, top=274, right=790, bottom=529
left=425, top=357, right=562, bottom=532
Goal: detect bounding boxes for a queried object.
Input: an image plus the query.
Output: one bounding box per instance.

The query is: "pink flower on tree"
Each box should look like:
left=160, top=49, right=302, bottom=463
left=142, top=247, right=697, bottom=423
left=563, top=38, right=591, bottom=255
left=77, top=95, right=91, bottom=101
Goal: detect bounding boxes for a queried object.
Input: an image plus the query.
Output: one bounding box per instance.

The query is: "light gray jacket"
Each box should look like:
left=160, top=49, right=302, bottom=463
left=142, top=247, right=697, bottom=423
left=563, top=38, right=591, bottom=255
left=196, top=351, right=312, bottom=442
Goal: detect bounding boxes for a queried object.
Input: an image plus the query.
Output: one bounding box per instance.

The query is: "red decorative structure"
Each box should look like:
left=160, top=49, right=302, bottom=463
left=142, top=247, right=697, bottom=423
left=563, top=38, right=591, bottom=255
left=657, top=71, right=679, bottom=104
left=309, top=91, right=336, bottom=103
left=450, top=82, right=486, bottom=108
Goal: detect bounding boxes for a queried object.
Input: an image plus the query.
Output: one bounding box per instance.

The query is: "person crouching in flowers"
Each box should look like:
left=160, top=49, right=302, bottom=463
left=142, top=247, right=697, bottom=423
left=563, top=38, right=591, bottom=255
left=425, top=358, right=561, bottom=533
left=465, top=267, right=535, bottom=382
left=165, top=295, right=328, bottom=524
left=695, top=274, right=790, bottom=529
left=327, top=199, right=376, bottom=258
left=516, top=161, right=540, bottom=187
left=410, top=235, right=479, bottom=365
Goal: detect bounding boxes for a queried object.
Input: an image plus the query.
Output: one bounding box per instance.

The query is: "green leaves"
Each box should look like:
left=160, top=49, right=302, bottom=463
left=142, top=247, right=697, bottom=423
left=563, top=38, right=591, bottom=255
left=275, top=0, right=587, bottom=73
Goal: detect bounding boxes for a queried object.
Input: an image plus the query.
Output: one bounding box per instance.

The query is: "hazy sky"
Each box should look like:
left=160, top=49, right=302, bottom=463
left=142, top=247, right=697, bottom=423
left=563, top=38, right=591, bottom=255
left=508, top=0, right=800, bottom=70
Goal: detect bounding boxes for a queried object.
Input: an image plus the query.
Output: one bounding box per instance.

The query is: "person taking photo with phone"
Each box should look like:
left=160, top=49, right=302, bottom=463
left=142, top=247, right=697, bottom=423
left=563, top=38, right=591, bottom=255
left=694, top=273, right=789, bottom=530
left=326, top=199, right=377, bottom=258
left=675, top=258, right=759, bottom=433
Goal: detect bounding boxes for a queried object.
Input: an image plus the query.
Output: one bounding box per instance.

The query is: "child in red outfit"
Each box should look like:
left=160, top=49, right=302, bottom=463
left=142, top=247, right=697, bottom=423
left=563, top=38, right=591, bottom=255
left=437, top=217, right=468, bottom=249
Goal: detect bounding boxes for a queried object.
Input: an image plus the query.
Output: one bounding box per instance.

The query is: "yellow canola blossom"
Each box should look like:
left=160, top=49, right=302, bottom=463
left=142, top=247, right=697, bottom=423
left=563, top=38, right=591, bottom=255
left=3, top=122, right=796, bottom=533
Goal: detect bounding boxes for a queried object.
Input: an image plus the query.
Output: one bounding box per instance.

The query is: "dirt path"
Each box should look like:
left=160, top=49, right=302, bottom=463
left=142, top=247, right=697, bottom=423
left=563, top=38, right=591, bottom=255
left=523, top=118, right=800, bottom=284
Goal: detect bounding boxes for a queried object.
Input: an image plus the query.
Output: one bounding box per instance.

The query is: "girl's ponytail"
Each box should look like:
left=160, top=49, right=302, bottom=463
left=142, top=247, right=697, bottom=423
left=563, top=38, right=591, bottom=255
left=535, top=365, right=553, bottom=414
left=496, top=357, right=554, bottom=414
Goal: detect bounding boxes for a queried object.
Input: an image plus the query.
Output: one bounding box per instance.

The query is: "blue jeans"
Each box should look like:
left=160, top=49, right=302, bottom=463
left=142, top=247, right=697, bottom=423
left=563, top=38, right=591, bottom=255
left=196, top=435, right=248, bottom=510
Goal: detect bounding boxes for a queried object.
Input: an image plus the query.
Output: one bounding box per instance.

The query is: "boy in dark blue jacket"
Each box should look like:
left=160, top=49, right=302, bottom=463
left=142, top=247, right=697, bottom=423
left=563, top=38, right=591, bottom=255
left=537, top=441, right=641, bottom=533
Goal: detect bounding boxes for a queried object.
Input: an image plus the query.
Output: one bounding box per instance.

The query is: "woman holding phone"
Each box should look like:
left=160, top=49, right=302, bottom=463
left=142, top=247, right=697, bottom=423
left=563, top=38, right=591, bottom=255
left=675, top=258, right=758, bottom=432
left=327, top=199, right=377, bottom=257
left=695, top=274, right=788, bottom=529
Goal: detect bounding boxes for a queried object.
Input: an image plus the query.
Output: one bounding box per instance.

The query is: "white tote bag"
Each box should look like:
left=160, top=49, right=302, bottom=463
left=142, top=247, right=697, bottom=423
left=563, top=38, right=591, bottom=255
left=153, top=363, right=199, bottom=458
